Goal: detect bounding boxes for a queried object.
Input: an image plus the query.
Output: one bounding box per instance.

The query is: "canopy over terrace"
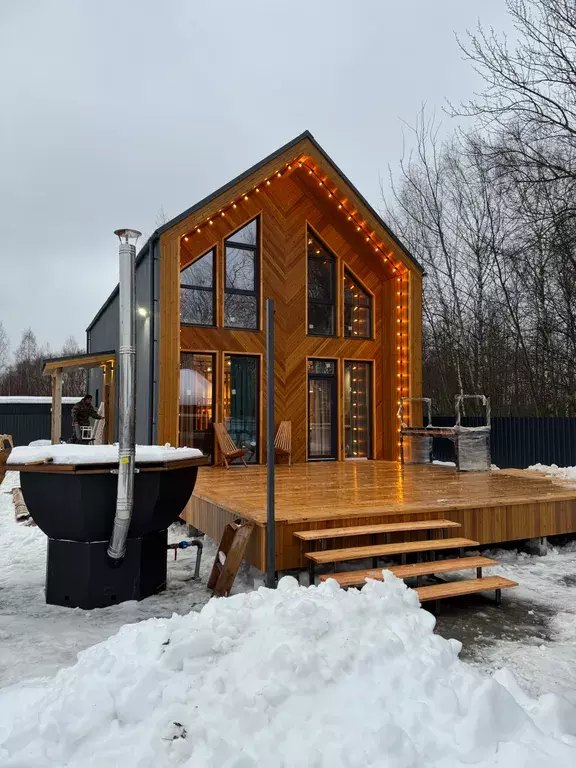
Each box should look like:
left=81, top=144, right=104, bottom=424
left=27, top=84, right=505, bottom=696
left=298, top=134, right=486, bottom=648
left=42, top=351, right=116, bottom=444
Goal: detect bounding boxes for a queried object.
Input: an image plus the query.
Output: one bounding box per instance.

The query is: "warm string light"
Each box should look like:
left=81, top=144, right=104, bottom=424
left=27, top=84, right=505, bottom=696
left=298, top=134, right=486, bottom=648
left=397, top=273, right=410, bottom=460
left=179, top=155, right=409, bottom=276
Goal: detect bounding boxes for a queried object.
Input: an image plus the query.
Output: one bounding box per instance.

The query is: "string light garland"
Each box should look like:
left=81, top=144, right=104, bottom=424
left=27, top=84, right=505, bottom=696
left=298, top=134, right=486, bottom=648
left=396, top=272, right=410, bottom=460
left=179, top=155, right=408, bottom=275
left=179, top=153, right=411, bottom=459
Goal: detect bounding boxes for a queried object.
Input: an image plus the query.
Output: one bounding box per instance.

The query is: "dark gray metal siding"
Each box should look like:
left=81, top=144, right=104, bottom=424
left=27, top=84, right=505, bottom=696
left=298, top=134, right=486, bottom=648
left=87, top=245, right=156, bottom=444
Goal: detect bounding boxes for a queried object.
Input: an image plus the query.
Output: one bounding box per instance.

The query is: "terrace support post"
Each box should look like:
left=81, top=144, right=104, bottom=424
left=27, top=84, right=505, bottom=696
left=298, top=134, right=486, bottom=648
left=266, top=298, right=276, bottom=589
left=104, top=362, right=115, bottom=444
left=51, top=368, right=62, bottom=445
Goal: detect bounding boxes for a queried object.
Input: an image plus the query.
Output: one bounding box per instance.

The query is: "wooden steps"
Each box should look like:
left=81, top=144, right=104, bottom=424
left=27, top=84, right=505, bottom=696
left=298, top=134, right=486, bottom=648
left=416, top=576, right=518, bottom=603
left=298, top=515, right=518, bottom=610
left=318, top=556, right=498, bottom=587
left=306, top=537, right=478, bottom=565
left=294, top=518, right=461, bottom=542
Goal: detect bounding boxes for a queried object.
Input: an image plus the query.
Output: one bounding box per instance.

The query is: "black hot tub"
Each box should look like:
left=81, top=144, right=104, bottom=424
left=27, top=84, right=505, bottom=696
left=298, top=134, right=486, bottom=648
left=11, top=456, right=208, bottom=609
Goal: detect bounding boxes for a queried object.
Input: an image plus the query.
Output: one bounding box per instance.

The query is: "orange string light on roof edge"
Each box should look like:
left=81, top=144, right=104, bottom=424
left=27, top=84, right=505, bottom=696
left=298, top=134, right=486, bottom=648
left=178, top=152, right=411, bottom=458
left=179, top=155, right=410, bottom=276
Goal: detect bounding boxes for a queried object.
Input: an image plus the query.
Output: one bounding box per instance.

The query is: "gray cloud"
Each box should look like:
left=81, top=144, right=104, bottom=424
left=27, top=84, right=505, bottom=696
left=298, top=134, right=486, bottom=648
left=0, top=0, right=512, bottom=352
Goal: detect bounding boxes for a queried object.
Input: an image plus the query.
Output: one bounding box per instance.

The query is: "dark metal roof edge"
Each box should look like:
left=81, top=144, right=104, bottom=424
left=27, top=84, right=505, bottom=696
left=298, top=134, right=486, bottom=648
left=154, top=129, right=421, bottom=271
left=86, top=130, right=421, bottom=332
left=302, top=134, right=423, bottom=273
left=155, top=130, right=315, bottom=235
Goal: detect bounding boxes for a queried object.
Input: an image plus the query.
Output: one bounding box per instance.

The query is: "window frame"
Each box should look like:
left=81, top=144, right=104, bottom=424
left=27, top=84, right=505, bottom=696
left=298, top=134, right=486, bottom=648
left=179, top=351, right=216, bottom=463
left=307, top=230, right=337, bottom=338
left=224, top=217, right=260, bottom=331
left=180, top=248, right=216, bottom=328
left=343, top=268, right=373, bottom=339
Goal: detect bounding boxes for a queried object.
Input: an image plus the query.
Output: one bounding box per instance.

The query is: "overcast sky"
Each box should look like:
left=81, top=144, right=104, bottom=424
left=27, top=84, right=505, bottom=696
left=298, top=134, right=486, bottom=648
left=0, top=0, right=513, bottom=354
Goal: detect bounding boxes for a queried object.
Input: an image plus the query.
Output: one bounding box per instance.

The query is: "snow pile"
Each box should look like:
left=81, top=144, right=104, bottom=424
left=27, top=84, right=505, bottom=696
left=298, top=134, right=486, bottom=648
left=1, top=576, right=575, bottom=767
left=528, top=463, right=576, bottom=482
left=7, top=443, right=204, bottom=465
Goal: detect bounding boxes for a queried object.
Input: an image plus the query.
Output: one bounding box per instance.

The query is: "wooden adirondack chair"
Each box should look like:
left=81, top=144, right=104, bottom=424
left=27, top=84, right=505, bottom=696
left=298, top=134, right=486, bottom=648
left=274, top=421, right=292, bottom=465
left=213, top=423, right=249, bottom=468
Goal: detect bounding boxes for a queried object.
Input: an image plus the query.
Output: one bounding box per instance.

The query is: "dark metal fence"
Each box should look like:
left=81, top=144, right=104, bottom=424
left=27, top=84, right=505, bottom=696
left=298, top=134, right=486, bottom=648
left=432, top=416, right=576, bottom=469
left=0, top=402, right=75, bottom=446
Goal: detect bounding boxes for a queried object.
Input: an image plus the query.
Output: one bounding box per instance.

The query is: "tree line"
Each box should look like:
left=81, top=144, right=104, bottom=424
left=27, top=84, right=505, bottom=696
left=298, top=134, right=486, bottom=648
left=386, top=0, right=576, bottom=416
left=0, top=323, right=86, bottom=397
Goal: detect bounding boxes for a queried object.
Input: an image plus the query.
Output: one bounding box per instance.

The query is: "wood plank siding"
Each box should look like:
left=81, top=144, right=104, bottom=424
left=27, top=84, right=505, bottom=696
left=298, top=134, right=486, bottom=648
left=158, top=136, right=422, bottom=461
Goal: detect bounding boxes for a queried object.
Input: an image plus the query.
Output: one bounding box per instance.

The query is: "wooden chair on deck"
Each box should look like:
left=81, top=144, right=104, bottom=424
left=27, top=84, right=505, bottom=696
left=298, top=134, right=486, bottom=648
left=274, top=421, right=292, bottom=465
left=213, top=423, right=249, bottom=469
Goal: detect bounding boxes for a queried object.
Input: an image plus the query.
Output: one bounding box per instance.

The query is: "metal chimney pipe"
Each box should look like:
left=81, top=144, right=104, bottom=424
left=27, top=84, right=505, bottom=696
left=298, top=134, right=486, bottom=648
left=107, top=228, right=141, bottom=565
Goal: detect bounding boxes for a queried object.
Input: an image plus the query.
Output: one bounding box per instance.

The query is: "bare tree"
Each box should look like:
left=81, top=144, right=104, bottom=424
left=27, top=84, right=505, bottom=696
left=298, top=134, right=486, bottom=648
left=0, top=321, right=9, bottom=375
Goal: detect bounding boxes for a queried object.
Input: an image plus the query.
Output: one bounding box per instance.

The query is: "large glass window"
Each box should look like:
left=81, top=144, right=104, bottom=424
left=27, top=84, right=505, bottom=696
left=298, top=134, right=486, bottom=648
left=307, top=231, right=336, bottom=336
left=344, top=270, right=372, bottom=338
left=224, top=354, right=259, bottom=463
left=308, top=359, right=337, bottom=460
left=224, top=219, right=259, bottom=329
left=344, top=361, right=372, bottom=458
left=179, top=353, right=215, bottom=460
left=180, top=249, right=215, bottom=326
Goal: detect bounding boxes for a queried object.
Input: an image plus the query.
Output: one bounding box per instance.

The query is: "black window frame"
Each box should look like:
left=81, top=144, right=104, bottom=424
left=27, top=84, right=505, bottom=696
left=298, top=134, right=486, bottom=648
left=180, top=248, right=216, bottom=328
left=307, top=357, right=338, bottom=460
left=224, top=217, right=260, bottom=331
left=343, top=268, right=373, bottom=339
left=307, top=230, right=337, bottom=338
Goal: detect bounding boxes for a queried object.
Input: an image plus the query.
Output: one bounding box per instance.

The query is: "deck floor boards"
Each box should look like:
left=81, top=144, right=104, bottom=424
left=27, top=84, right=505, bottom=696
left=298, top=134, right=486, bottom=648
left=192, top=461, right=576, bottom=525
left=186, top=461, right=576, bottom=570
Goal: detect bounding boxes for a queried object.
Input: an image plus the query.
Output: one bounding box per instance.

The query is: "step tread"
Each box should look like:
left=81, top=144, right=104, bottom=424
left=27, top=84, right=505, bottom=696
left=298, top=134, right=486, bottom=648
left=294, top=519, right=461, bottom=541
left=416, top=575, right=518, bottom=602
left=306, top=537, right=479, bottom=565
left=318, top=556, right=499, bottom=586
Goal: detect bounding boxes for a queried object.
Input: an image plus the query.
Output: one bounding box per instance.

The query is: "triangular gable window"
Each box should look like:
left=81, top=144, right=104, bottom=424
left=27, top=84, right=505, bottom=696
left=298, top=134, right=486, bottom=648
left=344, top=269, right=372, bottom=338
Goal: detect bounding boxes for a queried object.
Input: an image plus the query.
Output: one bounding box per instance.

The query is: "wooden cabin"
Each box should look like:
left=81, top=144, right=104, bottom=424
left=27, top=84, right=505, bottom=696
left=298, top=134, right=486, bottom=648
left=86, top=131, right=423, bottom=463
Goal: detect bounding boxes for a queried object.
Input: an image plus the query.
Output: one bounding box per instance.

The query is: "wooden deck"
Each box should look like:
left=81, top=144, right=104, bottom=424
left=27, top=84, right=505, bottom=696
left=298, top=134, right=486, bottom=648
left=184, top=461, right=576, bottom=571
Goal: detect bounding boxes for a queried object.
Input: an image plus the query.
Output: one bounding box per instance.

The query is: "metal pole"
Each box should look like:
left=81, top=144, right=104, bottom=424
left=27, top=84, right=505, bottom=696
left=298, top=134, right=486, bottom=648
left=108, top=229, right=140, bottom=565
left=266, top=298, right=276, bottom=588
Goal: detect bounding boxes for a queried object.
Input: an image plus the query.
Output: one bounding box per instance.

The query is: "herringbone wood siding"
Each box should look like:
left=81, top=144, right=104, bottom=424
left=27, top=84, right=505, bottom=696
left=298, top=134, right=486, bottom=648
left=159, top=139, right=422, bottom=460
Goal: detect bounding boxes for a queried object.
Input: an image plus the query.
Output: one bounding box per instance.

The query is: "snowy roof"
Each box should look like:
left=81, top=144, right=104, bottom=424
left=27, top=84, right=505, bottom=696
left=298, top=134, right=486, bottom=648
left=7, top=444, right=204, bottom=466
left=0, top=396, right=79, bottom=405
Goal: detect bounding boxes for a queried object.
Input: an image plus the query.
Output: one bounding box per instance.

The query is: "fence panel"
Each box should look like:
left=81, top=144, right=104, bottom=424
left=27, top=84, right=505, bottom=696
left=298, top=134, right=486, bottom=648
left=0, top=403, right=75, bottom=446
left=430, top=416, right=576, bottom=469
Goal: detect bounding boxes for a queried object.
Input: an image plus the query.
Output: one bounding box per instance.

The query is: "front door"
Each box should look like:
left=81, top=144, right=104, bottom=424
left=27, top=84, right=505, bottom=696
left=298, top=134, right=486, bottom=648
left=308, top=359, right=337, bottom=460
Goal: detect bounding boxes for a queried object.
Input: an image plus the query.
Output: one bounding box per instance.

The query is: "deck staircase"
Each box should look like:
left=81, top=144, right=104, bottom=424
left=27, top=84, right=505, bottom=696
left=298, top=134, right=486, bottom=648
left=294, top=518, right=517, bottom=609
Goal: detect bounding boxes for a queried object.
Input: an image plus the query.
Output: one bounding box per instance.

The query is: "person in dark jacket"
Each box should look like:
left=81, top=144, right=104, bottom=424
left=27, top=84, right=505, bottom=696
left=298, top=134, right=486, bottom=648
left=71, top=394, right=103, bottom=443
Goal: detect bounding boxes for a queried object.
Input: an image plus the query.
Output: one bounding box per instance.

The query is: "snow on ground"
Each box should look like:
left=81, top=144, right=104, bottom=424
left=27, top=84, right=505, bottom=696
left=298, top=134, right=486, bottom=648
left=1, top=572, right=576, bottom=766
left=444, top=542, right=576, bottom=705
left=7, top=444, right=203, bottom=465
left=0, top=472, right=250, bottom=689
left=2, top=468, right=576, bottom=764
left=527, top=463, right=576, bottom=483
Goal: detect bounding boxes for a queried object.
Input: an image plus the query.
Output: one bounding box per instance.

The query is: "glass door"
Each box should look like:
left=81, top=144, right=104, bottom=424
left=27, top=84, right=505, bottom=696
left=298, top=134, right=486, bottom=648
left=344, top=361, right=372, bottom=458
left=224, top=354, right=259, bottom=463
left=308, top=359, right=337, bottom=460
left=179, top=353, right=215, bottom=460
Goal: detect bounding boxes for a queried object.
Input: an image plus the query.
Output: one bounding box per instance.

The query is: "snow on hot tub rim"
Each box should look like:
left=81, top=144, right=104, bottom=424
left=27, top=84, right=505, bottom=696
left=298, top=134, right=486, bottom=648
left=7, top=443, right=204, bottom=466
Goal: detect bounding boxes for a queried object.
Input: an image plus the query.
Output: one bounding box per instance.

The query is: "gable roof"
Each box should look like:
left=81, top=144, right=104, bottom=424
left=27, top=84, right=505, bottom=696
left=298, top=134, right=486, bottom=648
left=87, top=130, right=421, bottom=332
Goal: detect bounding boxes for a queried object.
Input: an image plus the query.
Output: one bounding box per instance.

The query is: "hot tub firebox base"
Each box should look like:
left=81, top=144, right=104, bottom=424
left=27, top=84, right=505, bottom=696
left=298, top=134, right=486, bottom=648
left=45, top=529, right=168, bottom=609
